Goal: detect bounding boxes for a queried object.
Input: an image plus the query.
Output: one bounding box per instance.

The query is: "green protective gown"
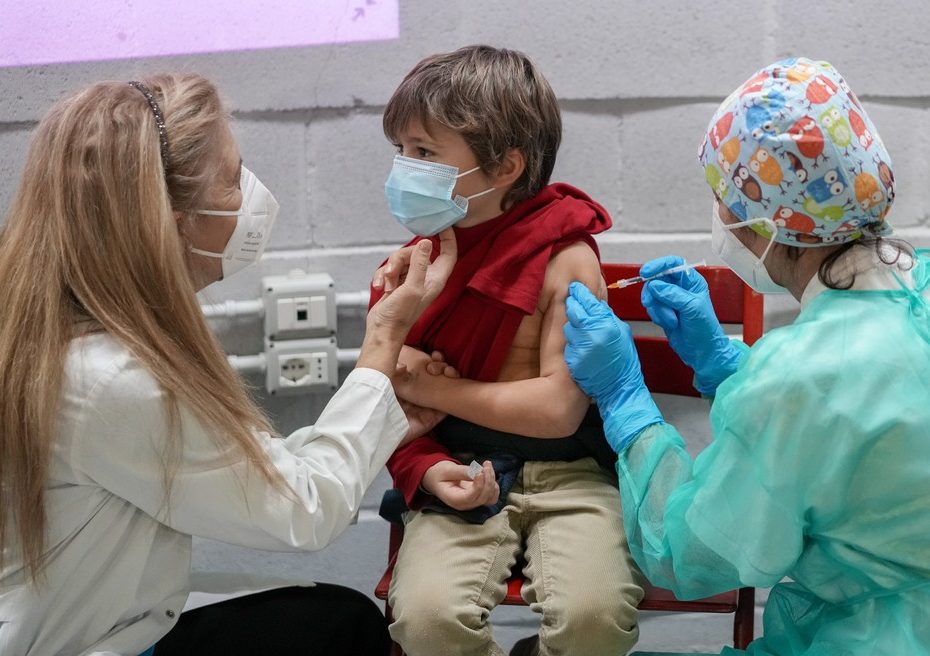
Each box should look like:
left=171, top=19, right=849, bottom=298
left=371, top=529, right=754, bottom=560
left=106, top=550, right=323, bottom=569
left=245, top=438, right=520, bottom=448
left=618, top=250, right=930, bottom=655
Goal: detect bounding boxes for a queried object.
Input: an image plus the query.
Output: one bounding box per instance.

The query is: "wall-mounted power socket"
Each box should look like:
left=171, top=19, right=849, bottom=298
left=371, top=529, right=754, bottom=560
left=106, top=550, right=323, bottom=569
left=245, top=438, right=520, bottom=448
left=265, top=338, right=338, bottom=395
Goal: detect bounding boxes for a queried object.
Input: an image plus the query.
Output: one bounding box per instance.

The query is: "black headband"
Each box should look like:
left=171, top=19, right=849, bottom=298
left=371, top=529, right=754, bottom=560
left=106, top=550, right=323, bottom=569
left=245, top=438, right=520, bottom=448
left=127, top=81, right=170, bottom=171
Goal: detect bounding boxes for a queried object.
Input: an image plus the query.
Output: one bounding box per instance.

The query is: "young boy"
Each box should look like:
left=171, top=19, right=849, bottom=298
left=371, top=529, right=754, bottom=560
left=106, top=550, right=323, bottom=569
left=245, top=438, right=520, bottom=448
left=370, top=45, right=643, bottom=656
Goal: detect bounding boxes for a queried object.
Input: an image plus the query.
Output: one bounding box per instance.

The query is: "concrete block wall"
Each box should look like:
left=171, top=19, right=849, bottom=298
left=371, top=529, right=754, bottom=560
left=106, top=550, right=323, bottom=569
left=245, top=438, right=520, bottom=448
left=2, top=1, right=929, bottom=649
left=4, top=2, right=930, bottom=367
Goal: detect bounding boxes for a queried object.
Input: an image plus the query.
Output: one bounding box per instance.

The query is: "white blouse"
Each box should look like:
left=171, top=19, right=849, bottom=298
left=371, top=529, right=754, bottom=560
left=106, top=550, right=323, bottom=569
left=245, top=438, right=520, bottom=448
left=0, top=332, right=407, bottom=656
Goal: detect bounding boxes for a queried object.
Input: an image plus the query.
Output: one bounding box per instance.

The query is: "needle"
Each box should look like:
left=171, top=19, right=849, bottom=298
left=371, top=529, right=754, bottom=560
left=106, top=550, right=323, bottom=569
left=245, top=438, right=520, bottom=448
left=607, top=259, right=707, bottom=290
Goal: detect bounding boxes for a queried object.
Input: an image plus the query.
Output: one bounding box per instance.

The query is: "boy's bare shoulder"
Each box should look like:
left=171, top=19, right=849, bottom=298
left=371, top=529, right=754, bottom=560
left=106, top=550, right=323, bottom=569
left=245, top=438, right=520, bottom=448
left=540, top=240, right=606, bottom=312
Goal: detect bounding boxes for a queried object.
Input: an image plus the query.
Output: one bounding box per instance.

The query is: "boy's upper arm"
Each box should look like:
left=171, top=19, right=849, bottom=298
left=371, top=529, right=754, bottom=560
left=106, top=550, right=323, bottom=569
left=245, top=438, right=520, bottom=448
left=538, top=240, right=605, bottom=379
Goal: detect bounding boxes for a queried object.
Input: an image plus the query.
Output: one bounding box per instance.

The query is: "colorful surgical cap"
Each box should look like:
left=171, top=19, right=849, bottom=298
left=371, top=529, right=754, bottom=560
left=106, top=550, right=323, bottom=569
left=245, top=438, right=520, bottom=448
left=699, top=58, right=895, bottom=247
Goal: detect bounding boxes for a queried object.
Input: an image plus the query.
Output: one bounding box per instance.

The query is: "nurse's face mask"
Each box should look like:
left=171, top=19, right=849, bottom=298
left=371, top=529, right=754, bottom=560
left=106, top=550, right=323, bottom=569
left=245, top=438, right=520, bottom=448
left=384, top=155, right=496, bottom=236
left=190, top=166, right=279, bottom=279
left=711, top=200, right=788, bottom=294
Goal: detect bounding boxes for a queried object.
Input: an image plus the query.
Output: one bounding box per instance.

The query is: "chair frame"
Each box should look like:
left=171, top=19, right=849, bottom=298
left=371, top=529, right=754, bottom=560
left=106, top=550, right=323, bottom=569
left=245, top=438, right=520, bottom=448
left=375, top=263, right=764, bottom=654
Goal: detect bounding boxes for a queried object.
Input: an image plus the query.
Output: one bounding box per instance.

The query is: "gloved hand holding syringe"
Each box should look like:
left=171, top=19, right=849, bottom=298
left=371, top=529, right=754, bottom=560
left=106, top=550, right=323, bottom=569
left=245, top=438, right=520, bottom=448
left=607, top=259, right=706, bottom=290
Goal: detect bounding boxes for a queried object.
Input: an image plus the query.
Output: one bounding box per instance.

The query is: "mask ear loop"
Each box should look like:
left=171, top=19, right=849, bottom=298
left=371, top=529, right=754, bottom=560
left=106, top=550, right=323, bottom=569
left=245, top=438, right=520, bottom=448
left=187, top=209, right=242, bottom=258
left=189, top=246, right=224, bottom=258
left=455, top=165, right=481, bottom=179
left=453, top=165, right=497, bottom=205
left=724, top=216, right=780, bottom=265
left=464, top=187, right=497, bottom=201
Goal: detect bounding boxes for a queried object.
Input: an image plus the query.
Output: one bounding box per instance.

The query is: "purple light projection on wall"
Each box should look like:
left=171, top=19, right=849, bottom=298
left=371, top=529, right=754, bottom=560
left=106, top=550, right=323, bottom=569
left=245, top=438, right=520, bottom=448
left=1, top=0, right=399, bottom=68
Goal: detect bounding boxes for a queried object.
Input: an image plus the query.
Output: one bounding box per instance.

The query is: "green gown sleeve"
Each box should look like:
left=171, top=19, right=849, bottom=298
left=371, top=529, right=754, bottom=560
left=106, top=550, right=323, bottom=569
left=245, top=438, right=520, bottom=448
left=617, top=399, right=805, bottom=600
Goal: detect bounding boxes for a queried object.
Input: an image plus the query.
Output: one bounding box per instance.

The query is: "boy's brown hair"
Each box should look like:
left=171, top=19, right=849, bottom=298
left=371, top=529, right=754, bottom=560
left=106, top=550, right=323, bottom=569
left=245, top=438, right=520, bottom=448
left=383, top=45, right=562, bottom=207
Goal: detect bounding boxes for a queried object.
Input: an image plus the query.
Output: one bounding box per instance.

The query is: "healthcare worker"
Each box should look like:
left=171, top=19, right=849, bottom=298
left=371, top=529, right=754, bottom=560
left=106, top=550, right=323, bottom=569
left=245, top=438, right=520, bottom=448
left=0, top=74, right=456, bottom=656
left=564, top=58, right=930, bottom=655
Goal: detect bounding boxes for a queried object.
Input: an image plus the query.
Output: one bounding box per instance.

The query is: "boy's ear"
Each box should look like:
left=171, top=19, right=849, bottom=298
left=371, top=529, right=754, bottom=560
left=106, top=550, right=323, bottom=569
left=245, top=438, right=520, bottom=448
left=492, top=148, right=526, bottom=187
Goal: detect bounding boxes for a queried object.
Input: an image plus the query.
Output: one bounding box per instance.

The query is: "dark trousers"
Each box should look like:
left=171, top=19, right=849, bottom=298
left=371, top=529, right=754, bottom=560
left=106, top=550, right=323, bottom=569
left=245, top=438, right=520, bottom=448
left=153, top=584, right=391, bottom=656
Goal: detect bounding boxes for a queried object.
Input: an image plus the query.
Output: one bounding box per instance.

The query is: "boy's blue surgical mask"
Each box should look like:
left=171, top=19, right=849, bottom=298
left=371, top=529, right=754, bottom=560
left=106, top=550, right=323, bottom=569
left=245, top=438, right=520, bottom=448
left=711, top=200, right=787, bottom=294
left=384, top=155, right=495, bottom=236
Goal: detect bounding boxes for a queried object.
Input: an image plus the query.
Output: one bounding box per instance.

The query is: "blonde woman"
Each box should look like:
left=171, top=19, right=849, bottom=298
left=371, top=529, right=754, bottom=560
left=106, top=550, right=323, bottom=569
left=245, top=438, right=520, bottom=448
left=0, top=74, right=456, bottom=656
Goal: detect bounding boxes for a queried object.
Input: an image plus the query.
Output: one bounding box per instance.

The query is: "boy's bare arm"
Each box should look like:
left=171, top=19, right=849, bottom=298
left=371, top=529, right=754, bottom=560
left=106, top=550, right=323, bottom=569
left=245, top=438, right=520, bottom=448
left=393, top=242, right=606, bottom=438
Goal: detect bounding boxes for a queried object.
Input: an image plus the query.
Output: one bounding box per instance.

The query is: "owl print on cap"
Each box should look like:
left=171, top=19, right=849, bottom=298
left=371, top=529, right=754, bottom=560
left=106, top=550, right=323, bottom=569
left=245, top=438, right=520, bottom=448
left=699, top=57, right=894, bottom=246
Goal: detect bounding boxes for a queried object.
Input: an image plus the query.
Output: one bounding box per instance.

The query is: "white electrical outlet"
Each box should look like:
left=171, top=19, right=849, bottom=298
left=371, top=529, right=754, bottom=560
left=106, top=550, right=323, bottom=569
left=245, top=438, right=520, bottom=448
left=262, top=270, right=336, bottom=340
left=277, top=351, right=330, bottom=386
left=265, top=338, right=338, bottom=395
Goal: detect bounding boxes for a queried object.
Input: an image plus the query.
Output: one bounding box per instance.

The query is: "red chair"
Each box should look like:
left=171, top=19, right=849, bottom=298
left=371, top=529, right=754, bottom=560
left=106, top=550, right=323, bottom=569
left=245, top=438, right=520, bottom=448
left=375, top=262, right=764, bottom=655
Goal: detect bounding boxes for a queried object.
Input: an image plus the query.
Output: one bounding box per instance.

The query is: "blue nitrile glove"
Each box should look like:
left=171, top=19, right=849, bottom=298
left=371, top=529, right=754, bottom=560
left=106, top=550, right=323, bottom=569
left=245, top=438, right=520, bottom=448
left=640, top=255, right=745, bottom=395
left=564, top=282, right=663, bottom=452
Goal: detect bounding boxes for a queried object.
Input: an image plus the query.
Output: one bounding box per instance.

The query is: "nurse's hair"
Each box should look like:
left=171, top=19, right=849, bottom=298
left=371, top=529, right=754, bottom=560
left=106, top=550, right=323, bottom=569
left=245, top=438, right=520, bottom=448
left=761, top=223, right=916, bottom=290
left=0, top=74, right=290, bottom=581
left=383, top=44, right=562, bottom=208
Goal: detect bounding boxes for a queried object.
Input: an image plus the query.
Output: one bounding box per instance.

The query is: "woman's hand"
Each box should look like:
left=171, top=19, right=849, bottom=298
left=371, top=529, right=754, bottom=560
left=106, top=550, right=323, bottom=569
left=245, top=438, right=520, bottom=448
left=372, top=247, right=413, bottom=293
left=422, top=460, right=499, bottom=511
left=563, top=282, right=643, bottom=409
left=564, top=281, right=663, bottom=452
left=372, top=228, right=457, bottom=297
left=391, top=348, right=461, bottom=405
left=397, top=399, right=447, bottom=446
left=391, top=347, right=433, bottom=405
left=357, top=230, right=457, bottom=376
left=640, top=255, right=743, bottom=395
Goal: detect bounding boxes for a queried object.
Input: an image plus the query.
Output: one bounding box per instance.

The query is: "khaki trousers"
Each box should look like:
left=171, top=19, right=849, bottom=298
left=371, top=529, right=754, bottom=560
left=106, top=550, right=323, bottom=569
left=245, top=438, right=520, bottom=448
left=388, top=457, right=644, bottom=656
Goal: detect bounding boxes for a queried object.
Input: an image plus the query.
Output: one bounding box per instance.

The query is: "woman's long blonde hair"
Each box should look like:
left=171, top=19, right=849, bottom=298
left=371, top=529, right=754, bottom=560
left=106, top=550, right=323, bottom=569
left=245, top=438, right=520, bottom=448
left=0, top=74, right=288, bottom=581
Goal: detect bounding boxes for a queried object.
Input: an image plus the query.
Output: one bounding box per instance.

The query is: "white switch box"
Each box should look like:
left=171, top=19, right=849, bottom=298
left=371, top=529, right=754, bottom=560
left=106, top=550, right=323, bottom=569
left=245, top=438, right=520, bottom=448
left=262, top=270, right=336, bottom=340
left=265, top=338, right=338, bottom=394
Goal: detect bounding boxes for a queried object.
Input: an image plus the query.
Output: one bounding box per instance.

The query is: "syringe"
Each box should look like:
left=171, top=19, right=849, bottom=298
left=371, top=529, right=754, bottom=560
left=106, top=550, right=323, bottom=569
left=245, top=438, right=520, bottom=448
left=607, top=259, right=706, bottom=290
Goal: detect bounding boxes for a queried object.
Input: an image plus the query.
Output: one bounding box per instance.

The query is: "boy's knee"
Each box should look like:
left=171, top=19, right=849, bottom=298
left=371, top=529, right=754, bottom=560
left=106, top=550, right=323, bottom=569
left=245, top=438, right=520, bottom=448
left=560, top=574, right=642, bottom=624
left=391, top=584, right=487, bottom=635
left=561, top=593, right=639, bottom=633
left=539, top=590, right=641, bottom=656
left=390, top=592, right=492, bottom=655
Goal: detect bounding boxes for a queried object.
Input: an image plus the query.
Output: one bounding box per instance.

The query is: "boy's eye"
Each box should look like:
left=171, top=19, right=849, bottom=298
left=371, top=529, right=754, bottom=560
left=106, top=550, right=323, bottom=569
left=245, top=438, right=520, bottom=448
left=391, top=143, right=433, bottom=158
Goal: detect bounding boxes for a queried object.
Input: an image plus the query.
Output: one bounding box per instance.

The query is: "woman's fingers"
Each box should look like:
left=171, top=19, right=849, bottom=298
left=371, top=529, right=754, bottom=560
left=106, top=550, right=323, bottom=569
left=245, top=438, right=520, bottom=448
left=372, top=244, right=416, bottom=292
left=432, top=229, right=457, bottom=279
left=400, top=240, right=432, bottom=293
left=423, top=229, right=457, bottom=303
left=373, top=231, right=455, bottom=305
